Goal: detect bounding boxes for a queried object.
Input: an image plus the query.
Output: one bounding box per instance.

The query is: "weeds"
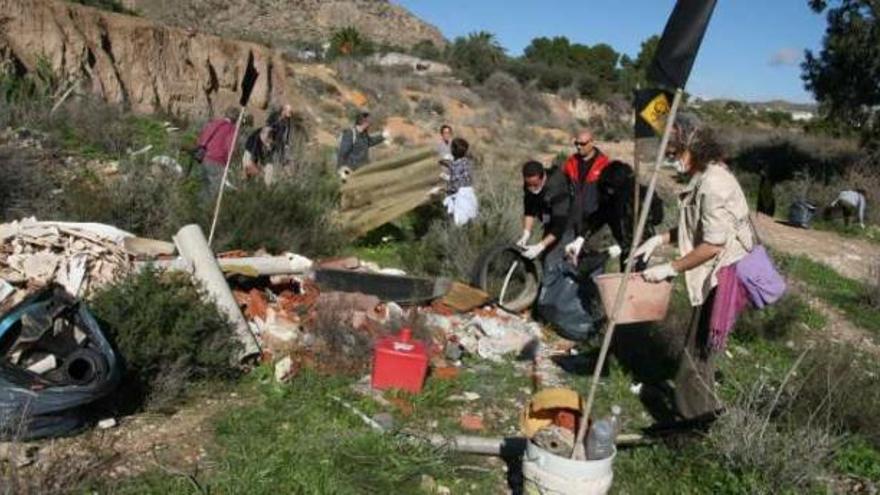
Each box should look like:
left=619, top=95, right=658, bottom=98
left=779, top=254, right=880, bottom=334
left=89, top=268, right=240, bottom=413
left=401, top=167, right=521, bottom=278
left=104, top=370, right=496, bottom=494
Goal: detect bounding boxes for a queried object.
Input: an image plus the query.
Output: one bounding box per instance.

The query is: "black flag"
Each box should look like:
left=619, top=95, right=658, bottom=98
left=239, top=51, right=260, bottom=107
left=648, top=0, right=718, bottom=89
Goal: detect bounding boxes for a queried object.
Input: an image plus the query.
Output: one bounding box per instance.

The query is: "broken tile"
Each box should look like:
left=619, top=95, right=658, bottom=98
left=459, top=414, right=484, bottom=432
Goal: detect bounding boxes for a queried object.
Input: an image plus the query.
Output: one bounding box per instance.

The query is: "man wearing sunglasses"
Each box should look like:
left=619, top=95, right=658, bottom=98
left=560, top=130, right=612, bottom=262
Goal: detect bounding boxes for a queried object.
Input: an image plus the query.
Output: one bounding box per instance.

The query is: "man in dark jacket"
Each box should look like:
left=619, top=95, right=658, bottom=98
left=267, top=103, right=294, bottom=166
left=336, top=112, right=388, bottom=174
left=518, top=161, right=572, bottom=264
left=561, top=130, right=612, bottom=261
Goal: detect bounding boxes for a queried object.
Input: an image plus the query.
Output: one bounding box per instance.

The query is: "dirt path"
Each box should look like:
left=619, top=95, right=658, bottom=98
left=646, top=167, right=880, bottom=285
left=8, top=390, right=249, bottom=492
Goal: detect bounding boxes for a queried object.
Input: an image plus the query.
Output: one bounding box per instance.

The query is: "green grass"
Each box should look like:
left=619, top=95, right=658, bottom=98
left=90, top=257, right=872, bottom=495
left=102, top=369, right=506, bottom=494
left=779, top=254, right=880, bottom=335
left=835, top=436, right=880, bottom=482
left=811, top=219, right=880, bottom=246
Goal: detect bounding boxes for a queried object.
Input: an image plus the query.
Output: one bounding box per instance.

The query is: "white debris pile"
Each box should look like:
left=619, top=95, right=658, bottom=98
left=422, top=310, right=543, bottom=363
left=0, top=218, right=136, bottom=311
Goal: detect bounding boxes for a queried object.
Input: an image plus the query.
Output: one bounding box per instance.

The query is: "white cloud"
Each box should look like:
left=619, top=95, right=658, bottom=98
left=769, top=48, right=802, bottom=67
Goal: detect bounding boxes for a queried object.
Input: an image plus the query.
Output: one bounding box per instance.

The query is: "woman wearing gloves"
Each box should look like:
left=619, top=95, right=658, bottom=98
left=633, top=127, right=754, bottom=419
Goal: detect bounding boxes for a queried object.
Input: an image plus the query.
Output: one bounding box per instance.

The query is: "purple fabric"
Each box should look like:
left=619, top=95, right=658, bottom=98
left=710, top=265, right=749, bottom=351
left=735, top=245, right=787, bottom=309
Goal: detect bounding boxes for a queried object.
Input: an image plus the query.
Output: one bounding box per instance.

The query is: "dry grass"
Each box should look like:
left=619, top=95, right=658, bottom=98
left=708, top=348, right=843, bottom=490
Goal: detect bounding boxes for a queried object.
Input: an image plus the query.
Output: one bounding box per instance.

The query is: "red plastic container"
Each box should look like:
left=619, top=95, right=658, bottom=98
left=371, top=328, right=429, bottom=394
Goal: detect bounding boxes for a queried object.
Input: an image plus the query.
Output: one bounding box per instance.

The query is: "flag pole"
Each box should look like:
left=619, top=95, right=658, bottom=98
left=207, top=107, right=245, bottom=247
left=571, top=87, right=684, bottom=460
left=632, top=89, right=641, bottom=239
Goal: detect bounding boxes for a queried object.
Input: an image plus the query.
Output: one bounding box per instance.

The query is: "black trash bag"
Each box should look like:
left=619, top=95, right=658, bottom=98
left=0, top=287, right=121, bottom=440
left=536, top=255, right=605, bottom=342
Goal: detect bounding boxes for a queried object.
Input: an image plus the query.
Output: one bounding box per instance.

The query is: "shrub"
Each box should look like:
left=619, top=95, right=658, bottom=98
left=787, top=343, right=880, bottom=448
left=410, top=40, right=442, bottom=61
left=402, top=167, right=521, bottom=278
left=89, top=268, right=240, bottom=412
left=59, top=156, right=205, bottom=241
left=327, top=27, right=374, bottom=59
left=476, top=72, right=552, bottom=126
left=212, top=165, right=345, bottom=257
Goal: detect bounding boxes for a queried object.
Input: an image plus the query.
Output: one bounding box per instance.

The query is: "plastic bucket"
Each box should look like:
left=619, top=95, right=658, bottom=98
left=593, top=273, right=672, bottom=324
left=522, top=441, right=615, bottom=495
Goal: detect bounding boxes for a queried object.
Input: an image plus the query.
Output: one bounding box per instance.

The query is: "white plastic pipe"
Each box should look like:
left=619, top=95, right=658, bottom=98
left=173, top=224, right=260, bottom=360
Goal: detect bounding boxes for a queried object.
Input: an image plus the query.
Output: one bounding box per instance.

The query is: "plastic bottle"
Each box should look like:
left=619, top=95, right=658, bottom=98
left=586, top=419, right=615, bottom=460
left=609, top=405, right=622, bottom=438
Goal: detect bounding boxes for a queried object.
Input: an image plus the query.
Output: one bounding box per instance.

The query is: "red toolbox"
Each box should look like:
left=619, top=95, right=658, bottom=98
left=371, top=328, right=429, bottom=394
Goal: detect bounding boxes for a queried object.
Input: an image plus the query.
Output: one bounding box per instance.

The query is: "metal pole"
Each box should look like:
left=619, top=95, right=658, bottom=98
left=571, top=88, right=684, bottom=460
left=207, top=108, right=246, bottom=247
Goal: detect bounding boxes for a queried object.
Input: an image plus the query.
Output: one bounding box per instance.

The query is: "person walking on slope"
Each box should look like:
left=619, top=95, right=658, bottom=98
left=442, top=137, right=479, bottom=226
left=194, top=107, right=238, bottom=196
left=267, top=103, right=295, bottom=167
left=634, top=127, right=755, bottom=420
left=437, top=124, right=454, bottom=161
left=242, top=126, right=274, bottom=183
left=337, top=112, right=389, bottom=179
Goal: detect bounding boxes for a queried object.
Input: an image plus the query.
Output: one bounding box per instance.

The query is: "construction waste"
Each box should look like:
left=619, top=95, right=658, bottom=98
left=0, top=218, right=548, bottom=439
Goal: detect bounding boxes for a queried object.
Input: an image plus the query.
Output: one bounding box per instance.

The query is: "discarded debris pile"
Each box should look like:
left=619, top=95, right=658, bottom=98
left=0, top=218, right=138, bottom=313
left=0, top=287, right=121, bottom=440
left=228, top=255, right=542, bottom=379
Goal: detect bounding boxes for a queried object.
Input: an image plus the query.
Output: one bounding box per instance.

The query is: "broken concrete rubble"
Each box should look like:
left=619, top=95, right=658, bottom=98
left=0, top=217, right=137, bottom=311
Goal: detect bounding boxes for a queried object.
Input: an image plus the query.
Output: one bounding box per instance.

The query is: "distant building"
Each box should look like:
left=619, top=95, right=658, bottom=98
left=790, top=111, right=815, bottom=122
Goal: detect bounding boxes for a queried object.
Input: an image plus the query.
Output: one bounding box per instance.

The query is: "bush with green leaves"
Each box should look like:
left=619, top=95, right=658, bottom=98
left=327, top=27, right=374, bottom=59
left=401, top=167, right=521, bottom=278
left=90, top=268, right=240, bottom=411
left=212, top=166, right=345, bottom=256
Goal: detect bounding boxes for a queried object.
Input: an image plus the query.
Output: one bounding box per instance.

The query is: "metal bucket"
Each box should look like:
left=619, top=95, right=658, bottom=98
left=523, top=441, right=615, bottom=495
left=593, top=273, right=672, bottom=324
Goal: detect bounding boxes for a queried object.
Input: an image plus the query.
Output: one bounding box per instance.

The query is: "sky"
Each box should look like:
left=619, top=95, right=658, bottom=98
left=395, top=0, right=828, bottom=104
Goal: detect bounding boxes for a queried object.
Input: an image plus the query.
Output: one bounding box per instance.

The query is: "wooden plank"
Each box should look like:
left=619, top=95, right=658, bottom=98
left=348, top=147, right=435, bottom=177
left=440, top=282, right=491, bottom=313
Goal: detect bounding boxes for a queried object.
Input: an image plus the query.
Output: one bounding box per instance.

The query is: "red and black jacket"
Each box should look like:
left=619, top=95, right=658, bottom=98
left=562, top=150, right=611, bottom=235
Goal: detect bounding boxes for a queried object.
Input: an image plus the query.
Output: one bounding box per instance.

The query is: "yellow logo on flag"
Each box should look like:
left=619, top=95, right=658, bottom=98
left=639, top=92, right=671, bottom=135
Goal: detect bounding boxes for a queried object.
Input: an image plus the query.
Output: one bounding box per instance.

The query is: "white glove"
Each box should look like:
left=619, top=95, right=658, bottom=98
left=607, top=244, right=622, bottom=259
left=564, top=236, right=585, bottom=264
left=516, top=230, right=531, bottom=247
left=522, top=243, right=545, bottom=260
left=439, top=172, right=450, bottom=181
left=426, top=186, right=443, bottom=197
left=633, top=235, right=665, bottom=263
left=381, top=129, right=391, bottom=141
left=642, top=263, right=678, bottom=283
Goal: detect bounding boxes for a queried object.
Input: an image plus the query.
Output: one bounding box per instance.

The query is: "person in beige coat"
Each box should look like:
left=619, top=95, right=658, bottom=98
left=633, top=127, right=754, bottom=420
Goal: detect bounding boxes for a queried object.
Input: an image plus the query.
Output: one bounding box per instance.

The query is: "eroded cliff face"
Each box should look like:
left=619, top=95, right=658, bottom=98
left=0, top=0, right=290, bottom=120
left=121, top=0, right=447, bottom=52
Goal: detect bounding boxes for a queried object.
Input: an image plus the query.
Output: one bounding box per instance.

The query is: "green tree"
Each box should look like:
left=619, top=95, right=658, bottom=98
left=447, top=31, right=507, bottom=83
left=620, top=34, right=660, bottom=91
left=328, top=27, right=374, bottom=59
left=802, top=0, right=880, bottom=143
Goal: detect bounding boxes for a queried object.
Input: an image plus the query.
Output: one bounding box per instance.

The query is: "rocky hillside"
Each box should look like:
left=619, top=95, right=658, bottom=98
left=120, top=0, right=447, bottom=51
left=1, top=0, right=289, bottom=119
